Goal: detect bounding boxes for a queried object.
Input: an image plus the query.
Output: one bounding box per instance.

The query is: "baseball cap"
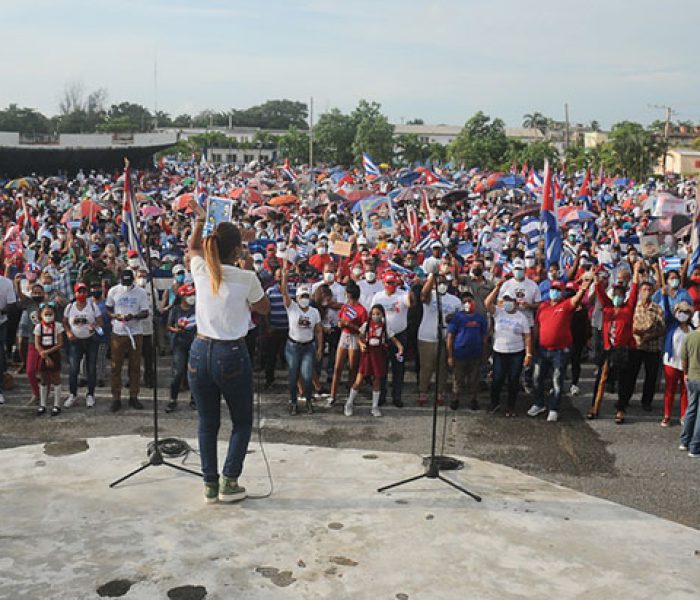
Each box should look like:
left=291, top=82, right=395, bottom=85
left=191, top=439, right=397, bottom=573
left=512, top=258, right=525, bottom=269
left=383, top=271, right=400, bottom=285
left=172, top=264, right=186, bottom=275
left=550, top=281, right=564, bottom=291
left=127, top=249, right=139, bottom=259
left=431, top=241, right=442, bottom=249
left=296, top=285, right=311, bottom=298
left=357, top=236, right=368, bottom=246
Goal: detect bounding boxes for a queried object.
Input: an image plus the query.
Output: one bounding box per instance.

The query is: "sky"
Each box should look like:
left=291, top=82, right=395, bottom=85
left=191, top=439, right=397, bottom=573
left=1, top=0, right=699, bottom=129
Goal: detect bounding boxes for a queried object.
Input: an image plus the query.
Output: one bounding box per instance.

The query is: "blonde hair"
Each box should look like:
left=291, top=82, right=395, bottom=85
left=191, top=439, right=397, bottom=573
left=202, top=222, right=241, bottom=295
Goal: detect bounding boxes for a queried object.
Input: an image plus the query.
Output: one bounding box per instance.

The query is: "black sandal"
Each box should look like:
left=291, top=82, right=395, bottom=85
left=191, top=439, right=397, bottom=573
left=36, top=406, right=46, bottom=416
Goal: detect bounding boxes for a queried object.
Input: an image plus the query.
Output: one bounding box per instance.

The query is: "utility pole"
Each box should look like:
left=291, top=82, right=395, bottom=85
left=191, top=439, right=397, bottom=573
left=564, top=103, right=570, bottom=151
left=153, top=50, right=158, bottom=129
left=649, top=104, right=676, bottom=176
left=309, top=96, right=314, bottom=168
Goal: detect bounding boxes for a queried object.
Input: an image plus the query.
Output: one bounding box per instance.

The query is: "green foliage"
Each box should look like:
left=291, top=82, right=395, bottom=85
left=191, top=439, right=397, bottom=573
left=313, top=108, right=356, bottom=165
left=229, top=99, right=308, bottom=130
left=351, top=100, right=394, bottom=164
left=277, top=126, right=309, bottom=164
left=0, top=104, right=51, bottom=133
left=448, top=111, right=508, bottom=170
left=516, top=140, right=559, bottom=170
left=172, top=114, right=193, bottom=127
left=608, top=121, right=664, bottom=180
left=396, top=133, right=428, bottom=165
left=522, top=112, right=549, bottom=134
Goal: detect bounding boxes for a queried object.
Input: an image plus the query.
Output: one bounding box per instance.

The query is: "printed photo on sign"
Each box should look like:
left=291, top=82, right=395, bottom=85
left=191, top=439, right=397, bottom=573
left=360, top=196, right=395, bottom=242
left=204, top=196, right=233, bottom=236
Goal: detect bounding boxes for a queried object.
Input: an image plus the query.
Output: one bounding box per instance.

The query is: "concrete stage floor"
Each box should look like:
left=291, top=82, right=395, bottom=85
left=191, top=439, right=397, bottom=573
left=1, top=436, right=699, bottom=599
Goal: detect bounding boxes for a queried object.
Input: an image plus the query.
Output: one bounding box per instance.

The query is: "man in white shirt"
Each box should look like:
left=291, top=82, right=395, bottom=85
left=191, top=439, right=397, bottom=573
left=358, top=268, right=383, bottom=312
left=0, top=274, right=17, bottom=404
left=105, top=269, right=150, bottom=412
left=371, top=270, right=415, bottom=407
left=417, top=273, right=462, bottom=406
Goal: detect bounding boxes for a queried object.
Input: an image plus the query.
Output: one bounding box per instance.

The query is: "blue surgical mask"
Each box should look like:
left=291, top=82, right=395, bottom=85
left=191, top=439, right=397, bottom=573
left=669, top=278, right=680, bottom=289
left=504, top=300, right=516, bottom=312
left=175, top=274, right=185, bottom=283
left=43, top=284, right=54, bottom=293
left=513, top=269, right=525, bottom=281
left=613, top=296, right=624, bottom=307
left=550, top=289, right=562, bottom=301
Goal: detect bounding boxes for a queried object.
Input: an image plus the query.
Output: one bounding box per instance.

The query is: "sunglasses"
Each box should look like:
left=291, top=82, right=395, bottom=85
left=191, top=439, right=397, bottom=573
left=39, top=302, right=56, bottom=310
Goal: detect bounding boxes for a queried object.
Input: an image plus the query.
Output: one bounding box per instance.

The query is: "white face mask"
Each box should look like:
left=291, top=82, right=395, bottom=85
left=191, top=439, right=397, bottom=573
left=437, top=283, right=448, bottom=295
left=317, top=246, right=327, bottom=255
left=525, top=258, right=535, bottom=268
left=136, top=277, right=147, bottom=287
left=185, top=296, right=196, bottom=306
left=365, top=272, right=376, bottom=283
left=323, top=272, right=335, bottom=284
left=43, top=314, right=55, bottom=324
left=352, top=267, right=363, bottom=278
left=298, top=297, right=310, bottom=309
left=254, top=262, right=263, bottom=272
left=677, top=312, right=690, bottom=323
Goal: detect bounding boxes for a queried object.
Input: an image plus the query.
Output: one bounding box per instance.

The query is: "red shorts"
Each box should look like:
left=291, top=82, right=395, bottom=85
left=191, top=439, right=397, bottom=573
left=358, top=347, right=387, bottom=379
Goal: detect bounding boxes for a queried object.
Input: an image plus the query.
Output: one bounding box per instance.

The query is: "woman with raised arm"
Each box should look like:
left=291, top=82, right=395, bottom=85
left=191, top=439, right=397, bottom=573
left=187, top=198, right=270, bottom=505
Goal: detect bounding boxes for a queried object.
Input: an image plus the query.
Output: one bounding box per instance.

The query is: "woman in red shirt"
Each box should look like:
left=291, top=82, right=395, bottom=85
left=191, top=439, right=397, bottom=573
left=328, top=282, right=367, bottom=407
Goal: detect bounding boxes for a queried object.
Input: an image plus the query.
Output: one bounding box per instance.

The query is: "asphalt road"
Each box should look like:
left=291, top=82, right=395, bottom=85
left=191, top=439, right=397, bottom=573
left=1, top=356, right=698, bottom=530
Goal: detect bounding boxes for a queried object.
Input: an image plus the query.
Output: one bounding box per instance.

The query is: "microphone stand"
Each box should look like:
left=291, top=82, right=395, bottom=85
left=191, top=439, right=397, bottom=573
left=378, top=276, right=481, bottom=501
left=110, top=232, right=201, bottom=487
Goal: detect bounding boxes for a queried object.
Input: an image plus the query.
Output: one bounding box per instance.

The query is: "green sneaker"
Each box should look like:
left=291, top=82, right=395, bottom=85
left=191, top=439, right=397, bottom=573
left=204, top=482, right=219, bottom=504
left=219, top=476, right=247, bottom=503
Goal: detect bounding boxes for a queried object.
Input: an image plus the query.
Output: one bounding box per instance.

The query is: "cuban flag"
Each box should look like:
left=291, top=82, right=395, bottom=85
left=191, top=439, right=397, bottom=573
left=362, top=152, right=381, bottom=177
left=121, top=164, right=144, bottom=262
left=687, top=199, right=700, bottom=276
left=520, top=162, right=528, bottom=178
left=282, top=158, right=297, bottom=182
left=520, top=216, right=541, bottom=250
left=660, top=256, right=683, bottom=272
left=339, top=304, right=358, bottom=322
left=577, top=166, right=592, bottom=209
left=194, top=167, right=207, bottom=207
left=422, top=169, right=454, bottom=189
left=540, top=160, right=562, bottom=268
left=388, top=260, right=414, bottom=277
left=415, top=228, right=440, bottom=253
left=526, top=168, right=543, bottom=191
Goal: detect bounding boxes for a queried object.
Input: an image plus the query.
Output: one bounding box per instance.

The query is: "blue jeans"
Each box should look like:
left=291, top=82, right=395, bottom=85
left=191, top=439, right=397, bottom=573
left=68, top=336, right=98, bottom=395
left=170, top=337, right=192, bottom=401
left=533, top=348, right=570, bottom=411
left=285, top=340, right=315, bottom=404
left=188, top=337, right=253, bottom=484
left=491, top=350, right=525, bottom=410
left=0, top=321, right=6, bottom=393
left=682, top=379, right=700, bottom=454
left=380, top=330, right=408, bottom=404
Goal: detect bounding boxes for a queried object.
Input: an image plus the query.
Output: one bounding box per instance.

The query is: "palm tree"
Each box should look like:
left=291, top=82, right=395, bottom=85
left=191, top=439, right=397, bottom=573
left=590, top=120, right=601, bottom=132
left=522, top=112, right=549, bottom=134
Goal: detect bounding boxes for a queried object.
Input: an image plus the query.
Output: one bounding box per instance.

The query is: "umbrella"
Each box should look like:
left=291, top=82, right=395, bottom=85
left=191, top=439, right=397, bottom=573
left=42, top=176, right=66, bottom=187
left=141, top=205, right=164, bottom=218
left=172, top=193, right=194, bottom=212
left=248, top=206, right=279, bottom=218
left=228, top=188, right=264, bottom=204
left=60, top=199, right=102, bottom=223
left=441, top=189, right=471, bottom=204
left=4, top=177, right=38, bottom=190
left=497, top=175, right=526, bottom=188
left=511, top=204, right=540, bottom=221
left=560, top=209, right=597, bottom=225
left=675, top=223, right=692, bottom=239
left=338, top=189, right=373, bottom=203
left=181, top=177, right=195, bottom=186
left=268, top=194, right=298, bottom=206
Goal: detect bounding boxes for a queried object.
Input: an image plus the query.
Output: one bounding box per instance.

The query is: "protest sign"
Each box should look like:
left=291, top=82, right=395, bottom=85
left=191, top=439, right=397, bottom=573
left=204, top=197, right=233, bottom=236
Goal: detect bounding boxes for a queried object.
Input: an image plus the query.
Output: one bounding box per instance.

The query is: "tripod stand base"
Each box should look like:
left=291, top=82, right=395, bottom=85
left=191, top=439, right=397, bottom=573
left=422, top=455, right=464, bottom=471
left=378, top=457, right=482, bottom=502
left=110, top=449, right=201, bottom=488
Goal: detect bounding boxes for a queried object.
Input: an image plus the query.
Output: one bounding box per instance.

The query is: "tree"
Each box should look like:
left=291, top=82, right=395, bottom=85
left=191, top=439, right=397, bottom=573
left=522, top=112, right=549, bottom=134
left=277, top=126, right=309, bottom=164
left=313, top=108, right=356, bottom=165
left=154, top=111, right=172, bottom=128
left=99, top=102, right=153, bottom=133
left=449, top=111, right=508, bottom=169
left=590, top=120, right=601, bottom=132
left=517, top=140, right=559, bottom=170
left=0, top=104, right=50, bottom=134
left=608, top=121, right=664, bottom=179
left=406, top=118, right=424, bottom=125
left=55, top=82, right=108, bottom=133
left=350, top=100, right=394, bottom=164
left=172, top=114, right=193, bottom=127
left=229, top=99, right=308, bottom=130
left=396, top=133, right=429, bottom=165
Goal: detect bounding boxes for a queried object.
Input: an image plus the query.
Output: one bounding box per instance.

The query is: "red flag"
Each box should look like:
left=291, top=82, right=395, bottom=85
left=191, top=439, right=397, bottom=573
left=542, top=162, right=554, bottom=212
left=407, top=205, right=420, bottom=242
left=578, top=166, right=591, bottom=198
left=520, top=162, right=528, bottom=178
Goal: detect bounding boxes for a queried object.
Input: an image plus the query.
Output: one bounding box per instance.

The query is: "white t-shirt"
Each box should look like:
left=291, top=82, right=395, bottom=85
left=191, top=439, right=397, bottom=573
left=191, top=255, right=264, bottom=341
left=498, top=278, right=541, bottom=327
left=287, top=301, right=321, bottom=343
left=418, top=292, right=461, bottom=343
left=493, top=307, right=530, bottom=353
left=664, top=327, right=688, bottom=370
left=0, top=276, right=17, bottom=326
left=33, top=322, right=65, bottom=346
left=371, top=290, right=411, bottom=334
left=358, top=280, right=383, bottom=312
left=105, top=284, right=150, bottom=336
left=64, top=301, right=100, bottom=339
left=311, top=280, right=345, bottom=327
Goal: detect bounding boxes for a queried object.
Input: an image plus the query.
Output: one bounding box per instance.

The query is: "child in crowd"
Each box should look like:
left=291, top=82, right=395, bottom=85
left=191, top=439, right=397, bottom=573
left=34, top=302, right=64, bottom=416
left=345, top=304, right=404, bottom=418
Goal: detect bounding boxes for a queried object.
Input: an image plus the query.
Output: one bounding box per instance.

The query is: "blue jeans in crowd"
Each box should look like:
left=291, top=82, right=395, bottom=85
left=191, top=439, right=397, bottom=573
left=380, top=330, right=408, bottom=405
left=68, top=336, right=98, bottom=395
left=285, top=339, right=315, bottom=404
left=491, top=350, right=525, bottom=410
left=188, top=337, right=253, bottom=484
left=533, top=348, right=570, bottom=411
left=681, top=379, right=700, bottom=455
left=0, top=321, right=6, bottom=394
left=170, top=337, right=192, bottom=401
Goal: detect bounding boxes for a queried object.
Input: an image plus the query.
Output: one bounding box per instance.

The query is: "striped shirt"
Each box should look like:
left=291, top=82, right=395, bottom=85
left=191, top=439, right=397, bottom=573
left=266, top=283, right=296, bottom=329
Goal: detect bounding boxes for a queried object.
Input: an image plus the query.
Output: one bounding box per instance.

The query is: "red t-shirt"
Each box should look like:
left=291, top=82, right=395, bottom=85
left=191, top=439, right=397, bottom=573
left=338, top=302, right=368, bottom=334
left=688, top=284, right=700, bottom=313
left=596, top=281, right=639, bottom=350
left=536, top=299, right=577, bottom=350
left=308, top=253, right=333, bottom=273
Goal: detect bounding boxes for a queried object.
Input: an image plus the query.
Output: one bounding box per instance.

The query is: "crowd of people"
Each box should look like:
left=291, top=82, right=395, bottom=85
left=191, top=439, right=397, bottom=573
left=1, top=159, right=700, bottom=461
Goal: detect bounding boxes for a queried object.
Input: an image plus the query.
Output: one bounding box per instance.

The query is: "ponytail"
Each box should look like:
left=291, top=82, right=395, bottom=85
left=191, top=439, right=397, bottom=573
left=203, top=234, right=222, bottom=295
left=202, top=222, right=242, bottom=296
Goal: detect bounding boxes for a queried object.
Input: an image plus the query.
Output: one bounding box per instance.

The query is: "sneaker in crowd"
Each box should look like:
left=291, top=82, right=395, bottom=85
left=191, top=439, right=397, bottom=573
left=63, top=394, right=77, bottom=408
left=0, top=392, right=5, bottom=405
left=569, top=384, right=580, bottom=397
left=344, top=402, right=353, bottom=417
left=204, top=482, right=219, bottom=504
left=219, top=476, right=246, bottom=502
left=86, top=395, right=95, bottom=408
left=527, top=404, right=547, bottom=418
left=325, top=397, right=336, bottom=408
left=50, top=406, right=61, bottom=417
left=547, top=410, right=559, bottom=423
left=689, top=451, right=700, bottom=458
left=36, top=406, right=46, bottom=416
left=165, top=401, right=177, bottom=413
left=370, top=407, right=382, bottom=418
left=679, top=444, right=688, bottom=451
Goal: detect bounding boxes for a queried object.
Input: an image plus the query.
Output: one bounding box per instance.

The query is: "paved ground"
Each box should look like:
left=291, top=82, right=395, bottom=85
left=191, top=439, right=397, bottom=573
left=2, top=436, right=699, bottom=599
left=1, top=357, right=699, bottom=529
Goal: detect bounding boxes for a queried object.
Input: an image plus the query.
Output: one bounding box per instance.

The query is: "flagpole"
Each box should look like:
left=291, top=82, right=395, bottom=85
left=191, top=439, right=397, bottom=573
left=309, top=96, right=314, bottom=168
